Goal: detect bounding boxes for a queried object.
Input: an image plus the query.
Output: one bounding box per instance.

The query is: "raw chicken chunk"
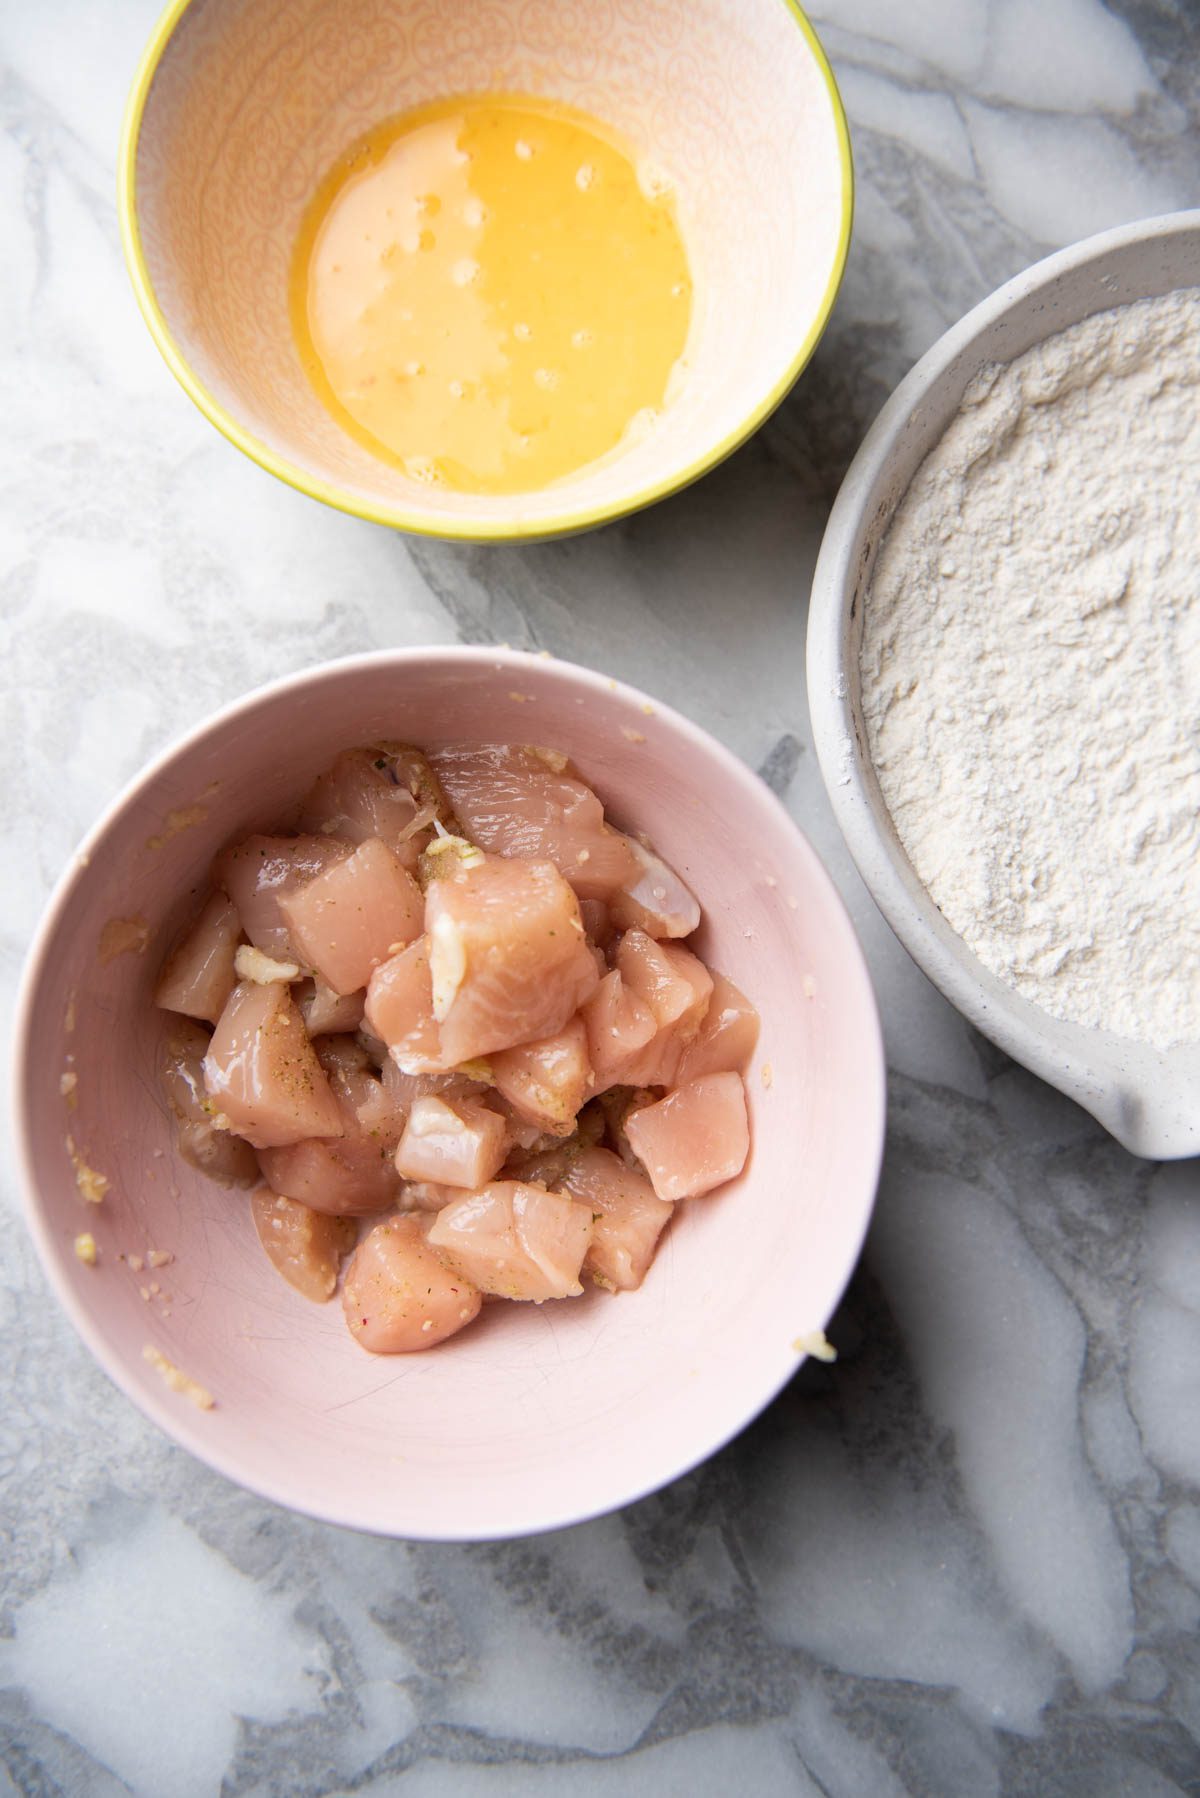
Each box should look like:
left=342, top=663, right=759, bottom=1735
left=613, top=932, right=713, bottom=1087
left=213, top=835, right=350, bottom=963
left=608, top=840, right=701, bottom=940
left=203, top=979, right=344, bottom=1149
left=490, top=1017, right=591, bottom=1136
left=580, top=970, right=657, bottom=1090
left=425, top=854, right=600, bottom=1065
left=624, top=1072, right=750, bottom=1201
left=343, top=1214, right=482, bottom=1352
left=394, top=1094, right=508, bottom=1189
left=364, top=939, right=444, bottom=1073
left=300, top=746, right=450, bottom=869
left=257, top=1035, right=404, bottom=1214
left=250, top=1187, right=356, bottom=1301
left=674, top=972, right=760, bottom=1082
left=556, top=1146, right=674, bottom=1291
left=279, top=837, right=423, bottom=996
left=426, top=1181, right=593, bottom=1301
left=430, top=744, right=639, bottom=900
left=160, top=1018, right=260, bottom=1186
left=155, top=892, right=241, bottom=1025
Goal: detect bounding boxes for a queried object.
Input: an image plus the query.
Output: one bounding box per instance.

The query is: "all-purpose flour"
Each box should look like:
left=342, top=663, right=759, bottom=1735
left=861, top=288, right=1200, bottom=1049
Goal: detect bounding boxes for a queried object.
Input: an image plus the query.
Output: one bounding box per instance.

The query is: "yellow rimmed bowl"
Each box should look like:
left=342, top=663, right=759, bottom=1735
left=119, top=0, right=852, bottom=543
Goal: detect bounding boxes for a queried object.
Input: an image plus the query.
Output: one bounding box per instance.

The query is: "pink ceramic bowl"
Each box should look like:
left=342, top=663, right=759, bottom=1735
left=13, top=648, right=884, bottom=1539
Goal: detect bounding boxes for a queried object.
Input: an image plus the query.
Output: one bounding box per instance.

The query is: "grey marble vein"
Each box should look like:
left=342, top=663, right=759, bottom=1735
left=2, top=0, right=1200, bottom=1794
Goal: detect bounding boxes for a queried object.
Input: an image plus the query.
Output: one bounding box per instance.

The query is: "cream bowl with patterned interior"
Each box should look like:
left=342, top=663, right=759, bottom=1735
left=119, top=0, right=852, bottom=541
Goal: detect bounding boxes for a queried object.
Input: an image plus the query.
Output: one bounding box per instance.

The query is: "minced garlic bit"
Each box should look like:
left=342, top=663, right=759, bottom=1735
left=60, top=1070, right=78, bottom=1107
left=235, top=943, right=301, bottom=984
left=146, top=1248, right=173, bottom=1269
left=455, top=1057, right=494, bottom=1084
left=525, top=745, right=568, bottom=772
left=428, top=912, right=467, bottom=1022
left=761, top=1062, right=774, bottom=1090
left=74, top=1233, right=97, bottom=1266
left=98, top=916, right=150, bottom=964
left=620, top=726, right=646, bottom=744
left=66, top=1136, right=109, bottom=1205
left=641, top=702, right=655, bottom=716
left=64, top=991, right=77, bottom=1033
left=145, top=804, right=208, bottom=852
left=126, top=1253, right=144, bottom=1273
left=508, top=690, right=532, bottom=704
left=802, top=974, right=817, bottom=999
left=142, top=1344, right=215, bottom=1410
left=792, top=1329, right=838, bottom=1363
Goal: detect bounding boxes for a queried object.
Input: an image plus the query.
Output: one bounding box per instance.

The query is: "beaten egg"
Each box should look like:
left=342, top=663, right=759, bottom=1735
left=291, top=95, right=693, bottom=495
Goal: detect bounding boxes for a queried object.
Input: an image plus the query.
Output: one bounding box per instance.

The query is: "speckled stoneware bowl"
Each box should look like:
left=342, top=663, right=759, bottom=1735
left=808, top=211, right=1200, bottom=1162
left=118, top=0, right=852, bottom=542
left=13, top=648, right=884, bottom=1540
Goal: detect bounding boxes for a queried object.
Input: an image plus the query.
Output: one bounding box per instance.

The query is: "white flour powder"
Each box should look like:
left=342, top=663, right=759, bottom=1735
left=861, top=287, right=1200, bottom=1049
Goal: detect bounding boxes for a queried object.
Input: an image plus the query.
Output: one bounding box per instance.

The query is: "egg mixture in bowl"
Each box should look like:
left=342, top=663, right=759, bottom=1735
left=120, top=0, right=851, bottom=538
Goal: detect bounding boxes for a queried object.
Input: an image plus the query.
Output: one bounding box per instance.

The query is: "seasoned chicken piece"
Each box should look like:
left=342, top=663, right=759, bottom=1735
left=155, top=892, right=242, bottom=1026
left=430, top=744, right=639, bottom=900
left=424, top=854, right=600, bottom=1065
left=343, top=1214, right=482, bottom=1352
left=426, top=1181, right=593, bottom=1301
left=490, top=1017, right=591, bottom=1136
left=251, top=1187, right=356, bottom=1301
left=203, top=980, right=343, bottom=1149
left=213, top=834, right=350, bottom=963
left=279, top=837, right=423, bottom=996
left=624, top=1072, right=750, bottom=1201
left=555, top=1146, right=674, bottom=1291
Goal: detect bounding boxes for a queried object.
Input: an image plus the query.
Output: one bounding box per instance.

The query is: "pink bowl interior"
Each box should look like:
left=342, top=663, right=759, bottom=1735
left=14, top=649, right=883, bottom=1538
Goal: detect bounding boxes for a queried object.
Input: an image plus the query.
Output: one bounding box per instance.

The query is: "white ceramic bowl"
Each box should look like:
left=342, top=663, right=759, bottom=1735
left=808, top=211, right=1200, bottom=1162
left=120, top=0, right=852, bottom=541
left=13, top=648, right=884, bottom=1539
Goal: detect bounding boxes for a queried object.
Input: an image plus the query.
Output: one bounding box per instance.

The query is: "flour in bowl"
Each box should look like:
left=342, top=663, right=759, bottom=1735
left=861, top=287, right=1200, bottom=1049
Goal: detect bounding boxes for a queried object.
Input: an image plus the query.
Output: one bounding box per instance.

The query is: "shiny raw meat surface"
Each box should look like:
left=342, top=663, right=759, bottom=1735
left=154, top=740, right=759, bottom=1353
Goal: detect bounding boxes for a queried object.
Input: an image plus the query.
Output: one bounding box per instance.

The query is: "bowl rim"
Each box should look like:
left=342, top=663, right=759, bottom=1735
left=807, top=209, right=1200, bottom=1160
left=11, top=645, right=886, bottom=1539
left=116, top=0, right=854, bottom=544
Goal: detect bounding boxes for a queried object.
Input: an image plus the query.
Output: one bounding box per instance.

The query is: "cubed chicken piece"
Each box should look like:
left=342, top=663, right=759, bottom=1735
left=430, top=744, right=639, bottom=901
left=674, top=972, right=761, bottom=1082
left=213, top=835, right=350, bottom=962
left=278, top=837, right=424, bottom=996
left=364, top=939, right=444, bottom=1073
left=613, top=932, right=713, bottom=1087
left=490, top=1017, right=590, bottom=1136
left=300, top=746, right=449, bottom=870
left=203, top=980, right=344, bottom=1149
left=624, top=1073, right=750, bottom=1201
left=250, top=1187, right=356, bottom=1302
left=257, top=1034, right=405, bottom=1215
left=426, top=1181, right=593, bottom=1301
left=556, top=1146, right=674, bottom=1291
left=394, top=1094, right=508, bottom=1189
left=160, top=1018, right=260, bottom=1185
left=298, top=977, right=366, bottom=1037
left=608, top=839, right=701, bottom=940
left=580, top=969, right=657, bottom=1090
left=426, top=855, right=600, bottom=1065
left=343, top=1214, right=482, bottom=1352
left=155, top=892, right=242, bottom=1025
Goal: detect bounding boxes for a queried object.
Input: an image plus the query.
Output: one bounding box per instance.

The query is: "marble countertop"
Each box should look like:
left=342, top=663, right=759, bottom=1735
left=3, top=1, right=1199, bottom=1792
